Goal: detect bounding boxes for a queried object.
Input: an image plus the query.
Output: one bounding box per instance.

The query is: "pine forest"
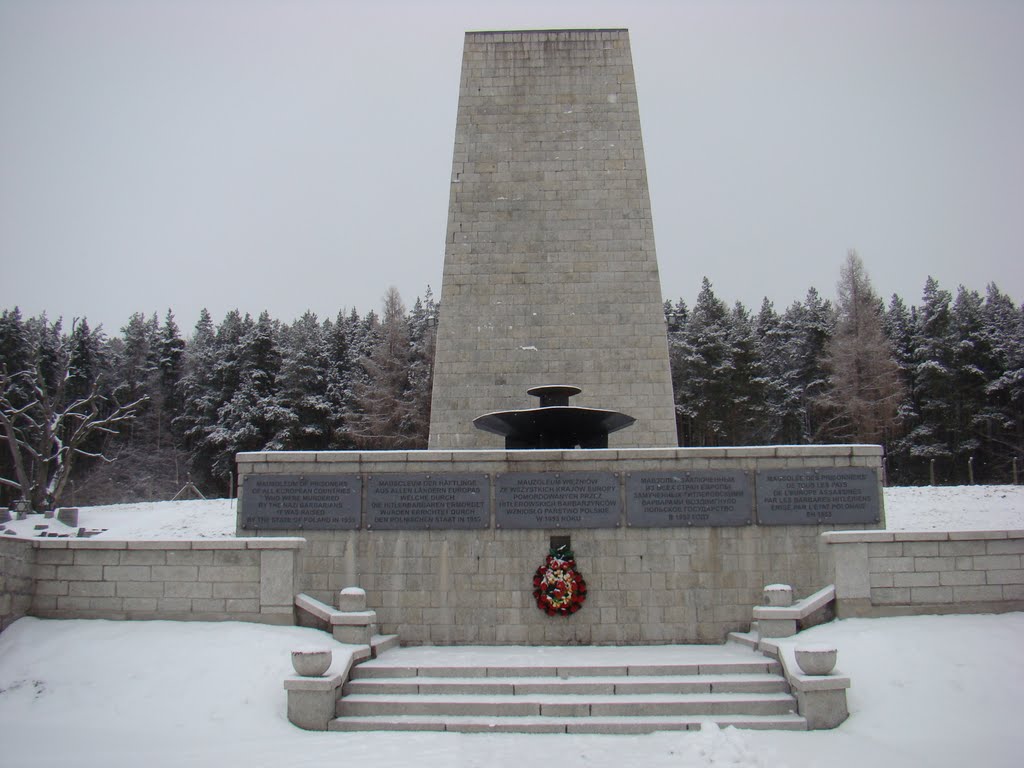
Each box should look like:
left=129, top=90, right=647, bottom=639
left=2, top=255, right=1022, bottom=509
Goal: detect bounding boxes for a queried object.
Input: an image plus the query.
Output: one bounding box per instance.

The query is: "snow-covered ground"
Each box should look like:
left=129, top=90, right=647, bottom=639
left=1, top=486, right=1022, bottom=766
left=3, top=484, right=1022, bottom=540
left=882, top=484, right=1024, bottom=530
left=0, top=613, right=1021, bottom=767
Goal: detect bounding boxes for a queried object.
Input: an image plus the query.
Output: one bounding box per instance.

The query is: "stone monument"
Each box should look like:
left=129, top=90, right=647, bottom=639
left=235, top=28, right=886, bottom=648
left=428, top=30, right=677, bottom=449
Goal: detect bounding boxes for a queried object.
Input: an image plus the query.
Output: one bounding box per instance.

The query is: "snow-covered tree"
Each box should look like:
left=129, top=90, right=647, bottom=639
left=774, top=288, right=835, bottom=443
left=209, top=311, right=293, bottom=480
left=175, top=309, right=223, bottom=488
left=0, top=316, right=144, bottom=510
left=671, top=278, right=736, bottom=446
left=982, top=283, right=1024, bottom=476
left=726, top=301, right=768, bottom=443
left=278, top=311, right=334, bottom=450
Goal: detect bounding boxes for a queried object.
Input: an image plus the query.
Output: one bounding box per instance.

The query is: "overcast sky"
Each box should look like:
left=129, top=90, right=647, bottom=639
left=2, top=0, right=1022, bottom=335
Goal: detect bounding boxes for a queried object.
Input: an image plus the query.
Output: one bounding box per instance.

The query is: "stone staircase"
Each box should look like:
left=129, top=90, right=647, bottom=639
left=329, top=642, right=807, bottom=733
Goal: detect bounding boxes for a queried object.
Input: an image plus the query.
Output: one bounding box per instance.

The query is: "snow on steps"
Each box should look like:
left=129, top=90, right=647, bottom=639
left=329, top=641, right=807, bottom=734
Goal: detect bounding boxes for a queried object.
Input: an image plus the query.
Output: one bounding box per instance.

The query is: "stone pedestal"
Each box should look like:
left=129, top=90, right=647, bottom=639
left=757, top=617, right=797, bottom=638
left=284, top=673, right=343, bottom=730
left=763, top=584, right=794, bottom=607
left=791, top=677, right=850, bottom=729
left=332, top=588, right=377, bottom=644
left=331, top=611, right=378, bottom=645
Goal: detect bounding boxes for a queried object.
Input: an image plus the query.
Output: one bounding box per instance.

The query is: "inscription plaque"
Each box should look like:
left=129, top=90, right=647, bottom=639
left=494, top=472, right=620, bottom=529
left=756, top=468, right=881, bottom=525
left=626, top=470, right=752, bottom=527
left=366, top=473, right=489, bottom=529
left=239, top=474, right=360, bottom=530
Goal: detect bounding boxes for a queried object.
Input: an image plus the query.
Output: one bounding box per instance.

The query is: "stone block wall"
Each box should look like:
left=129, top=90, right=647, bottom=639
left=0, top=537, right=36, bottom=631
left=825, top=530, right=1024, bottom=617
left=429, top=29, right=677, bottom=449
left=239, top=445, right=884, bottom=644
left=28, top=538, right=304, bottom=625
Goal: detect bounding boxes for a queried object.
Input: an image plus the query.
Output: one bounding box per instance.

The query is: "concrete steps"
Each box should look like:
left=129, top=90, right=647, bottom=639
left=329, top=713, right=809, bottom=734
left=329, top=643, right=807, bottom=734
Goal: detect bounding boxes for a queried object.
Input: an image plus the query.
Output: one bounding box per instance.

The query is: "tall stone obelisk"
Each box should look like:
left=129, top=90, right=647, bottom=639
left=428, top=30, right=677, bottom=449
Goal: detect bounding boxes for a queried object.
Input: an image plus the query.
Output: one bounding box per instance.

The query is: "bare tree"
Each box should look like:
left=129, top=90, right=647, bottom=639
left=0, top=321, right=145, bottom=510
left=349, top=287, right=429, bottom=449
left=816, top=251, right=905, bottom=444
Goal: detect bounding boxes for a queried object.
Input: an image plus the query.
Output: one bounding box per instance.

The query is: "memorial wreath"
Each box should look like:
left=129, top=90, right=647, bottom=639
left=533, top=544, right=587, bottom=616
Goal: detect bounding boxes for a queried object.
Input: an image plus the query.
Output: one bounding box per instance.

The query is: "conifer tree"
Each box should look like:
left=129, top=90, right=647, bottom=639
left=816, top=251, right=904, bottom=444
left=981, top=283, right=1024, bottom=476
left=279, top=311, right=334, bottom=450
left=777, top=288, right=835, bottom=442
left=727, top=301, right=768, bottom=443
left=211, top=311, right=293, bottom=480
left=350, top=288, right=426, bottom=449
left=671, top=278, right=734, bottom=445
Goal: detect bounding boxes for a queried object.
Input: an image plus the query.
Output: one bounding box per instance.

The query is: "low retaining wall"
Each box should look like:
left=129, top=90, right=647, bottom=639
left=238, top=446, right=884, bottom=644
left=29, top=538, right=304, bottom=625
left=0, top=537, right=36, bottom=631
left=825, top=529, right=1024, bottom=617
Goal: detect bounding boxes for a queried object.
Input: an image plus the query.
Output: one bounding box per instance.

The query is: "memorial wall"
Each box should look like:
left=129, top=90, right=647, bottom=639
left=237, top=445, right=884, bottom=644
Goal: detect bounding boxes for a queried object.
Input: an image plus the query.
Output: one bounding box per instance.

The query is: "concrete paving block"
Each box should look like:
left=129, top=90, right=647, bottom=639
left=164, top=581, right=212, bottom=599
left=69, top=581, right=116, bottom=598
left=122, top=598, right=159, bottom=612
left=71, top=550, right=122, bottom=566
left=36, top=549, right=74, bottom=565
left=328, top=717, right=447, bottom=732
left=557, top=665, right=628, bottom=678
left=910, top=586, right=954, bottom=603
left=121, top=550, right=167, bottom=566
left=190, top=598, right=227, bottom=613
left=56, top=565, right=102, bottom=581
left=68, top=540, right=126, bottom=550
left=986, top=538, right=1024, bottom=555
left=151, top=565, right=198, bottom=582
left=126, top=540, right=191, bottom=550
left=948, top=530, right=1006, bottom=541
left=939, top=571, right=987, bottom=586
left=225, top=598, right=261, bottom=613
left=893, top=533, right=947, bottom=543
left=894, top=572, right=940, bottom=588
left=627, top=664, right=701, bottom=676
left=114, top=581, right=164, bottom=598
left=986, top=570, right=1024, bottom=585
left=952, top=585, right=1004, bottom=602
left=540, top=701, right=591, bottom=717
left=973, top=555, right=1021, bottom=570
left=102, top=565, right=152, bottom=581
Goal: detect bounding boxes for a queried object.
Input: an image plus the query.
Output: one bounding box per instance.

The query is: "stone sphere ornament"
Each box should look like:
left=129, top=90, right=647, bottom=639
left=794, top=645, right=838, bottom=676
left=291, top=648, right=332, bottom=677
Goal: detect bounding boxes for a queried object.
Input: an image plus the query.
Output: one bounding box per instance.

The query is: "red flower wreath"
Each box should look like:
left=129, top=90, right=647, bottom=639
left=532, top=544, right=587, bottom=616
